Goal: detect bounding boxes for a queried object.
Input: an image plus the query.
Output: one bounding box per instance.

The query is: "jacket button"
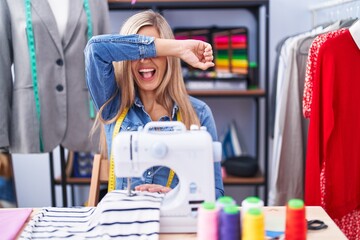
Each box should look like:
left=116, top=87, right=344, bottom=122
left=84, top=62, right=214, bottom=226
left=56, top=84, right=64, bottom=92
left=56, top=59, right=64, bottom=66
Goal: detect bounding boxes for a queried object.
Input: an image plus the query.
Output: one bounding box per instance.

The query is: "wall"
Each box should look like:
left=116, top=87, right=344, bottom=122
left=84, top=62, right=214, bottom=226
left=12, top=0, right=316, bottom=207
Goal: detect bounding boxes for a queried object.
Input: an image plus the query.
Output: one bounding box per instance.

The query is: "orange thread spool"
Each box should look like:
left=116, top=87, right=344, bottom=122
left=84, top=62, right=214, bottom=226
left=285, top=199, right=307, bottom=240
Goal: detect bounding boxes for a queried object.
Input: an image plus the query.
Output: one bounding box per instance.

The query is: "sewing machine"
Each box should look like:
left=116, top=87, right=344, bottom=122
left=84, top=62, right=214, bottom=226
left=112, top=121, right=221, bottom=233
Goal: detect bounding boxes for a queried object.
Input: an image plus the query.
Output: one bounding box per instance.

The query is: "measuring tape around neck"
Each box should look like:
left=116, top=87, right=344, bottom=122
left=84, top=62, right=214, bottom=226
left=108, top=107, right=129, bottom=192
left=108, top=110, right=182, bottom=192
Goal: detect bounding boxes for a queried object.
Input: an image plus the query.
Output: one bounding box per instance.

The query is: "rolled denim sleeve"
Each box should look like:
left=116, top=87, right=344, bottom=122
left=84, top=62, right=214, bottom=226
left=199, top=104, right=218, bottom=141
left=84, top=34, right=156, bottom=120
left=214, top=162, right=224, bottom=199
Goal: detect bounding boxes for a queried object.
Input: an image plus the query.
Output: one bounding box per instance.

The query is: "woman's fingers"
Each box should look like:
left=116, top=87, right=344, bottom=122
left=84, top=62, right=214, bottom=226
left=148, top=186, right=171, bottom=193
left=204, top=50, right=214, bottom=61
left=195, top=61, right=215, bottom=70
left=201, top=43, right=214, bottom=69
left=180, top=40, right=215, bottom=70
left=135, top=184, right=171, bottom=193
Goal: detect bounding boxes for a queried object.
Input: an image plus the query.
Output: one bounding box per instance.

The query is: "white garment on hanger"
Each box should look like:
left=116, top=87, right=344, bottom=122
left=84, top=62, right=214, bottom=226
left=269, top=25, right=326, bottom=206
left=349, top=20, right=360, bottom=49
left=47, top=0, right=69, bottom=38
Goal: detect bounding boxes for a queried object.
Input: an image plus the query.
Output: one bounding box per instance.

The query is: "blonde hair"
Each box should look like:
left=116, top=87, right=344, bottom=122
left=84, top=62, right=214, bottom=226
left=94, top=10, right=200, bottom=158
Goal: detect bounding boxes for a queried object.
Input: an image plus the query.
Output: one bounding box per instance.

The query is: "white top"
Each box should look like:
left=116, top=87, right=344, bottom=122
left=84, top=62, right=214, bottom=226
left=47, top=0, right=69, bottom=38
left=350, top=20, right=360, bottom=50
left=20, top=190, right=164, bottom=239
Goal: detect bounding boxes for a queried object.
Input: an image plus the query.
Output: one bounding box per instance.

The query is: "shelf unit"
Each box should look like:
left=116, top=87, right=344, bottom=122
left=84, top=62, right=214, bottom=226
left=52, top=0, right=269, bottom=206
left=189, top=90, right=267, bottom=198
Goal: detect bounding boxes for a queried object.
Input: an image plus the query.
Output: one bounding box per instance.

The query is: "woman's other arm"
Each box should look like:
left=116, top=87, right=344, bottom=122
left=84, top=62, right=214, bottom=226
left=84, top=34, right=156, bottom=119
left=155, top=38, right=214, bottom=70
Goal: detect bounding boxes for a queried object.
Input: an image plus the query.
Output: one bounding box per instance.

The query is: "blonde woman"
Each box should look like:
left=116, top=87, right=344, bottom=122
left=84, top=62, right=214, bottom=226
left=85, top=10, right=224, bottom=198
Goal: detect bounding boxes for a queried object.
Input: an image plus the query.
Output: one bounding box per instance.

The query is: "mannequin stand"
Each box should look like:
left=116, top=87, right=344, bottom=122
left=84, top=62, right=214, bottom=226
left=49, top=146, right=70, bottom=207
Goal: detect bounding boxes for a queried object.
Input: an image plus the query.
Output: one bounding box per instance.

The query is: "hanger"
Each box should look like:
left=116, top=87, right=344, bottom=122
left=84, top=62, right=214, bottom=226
left=339, top=17, right=359, bottom=28
left=349, top=19, right=360, bottom=49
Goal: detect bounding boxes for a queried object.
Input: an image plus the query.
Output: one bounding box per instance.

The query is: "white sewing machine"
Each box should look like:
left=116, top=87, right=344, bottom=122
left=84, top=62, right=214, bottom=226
left=112, top=121, right=221, bottom=233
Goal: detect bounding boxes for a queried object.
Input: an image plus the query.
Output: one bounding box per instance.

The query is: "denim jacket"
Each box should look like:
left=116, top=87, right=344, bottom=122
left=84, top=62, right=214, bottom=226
left=85, top=34, right=224, bottom=199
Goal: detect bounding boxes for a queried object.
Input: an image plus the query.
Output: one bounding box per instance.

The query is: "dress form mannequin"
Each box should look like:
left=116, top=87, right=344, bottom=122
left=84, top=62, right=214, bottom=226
left=0, top=0, right=110, bottom=153
left=0, top=0, right=110, bottom=207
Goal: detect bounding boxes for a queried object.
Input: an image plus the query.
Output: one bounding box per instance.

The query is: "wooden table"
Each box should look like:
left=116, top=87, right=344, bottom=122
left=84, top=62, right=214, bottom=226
left=15, top=206, right=346, bottom=239
left=159, top=206, right=347, bottom=239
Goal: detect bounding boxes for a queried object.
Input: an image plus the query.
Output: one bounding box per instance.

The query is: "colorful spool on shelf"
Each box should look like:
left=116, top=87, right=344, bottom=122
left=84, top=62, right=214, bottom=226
left=248, top=61, right=258, bottom=89
left=285, top=199, right=307, bottom=240
left=214, top=33, right=248, bottom=75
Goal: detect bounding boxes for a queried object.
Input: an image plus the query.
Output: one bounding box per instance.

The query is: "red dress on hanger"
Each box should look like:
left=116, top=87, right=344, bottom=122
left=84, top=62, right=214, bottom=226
left=303, top=28, right=346, bottom=119
left=305, top=29, right=360, bottom=239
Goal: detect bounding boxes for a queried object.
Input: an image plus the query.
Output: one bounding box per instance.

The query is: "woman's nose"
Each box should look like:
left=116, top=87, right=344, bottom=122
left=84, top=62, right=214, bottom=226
left=140, top=58, right=150, bottom=63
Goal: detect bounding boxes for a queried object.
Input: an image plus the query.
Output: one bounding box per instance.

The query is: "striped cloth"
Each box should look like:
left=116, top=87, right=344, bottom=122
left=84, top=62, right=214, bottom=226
left=20, top=190, right=164, bottom=239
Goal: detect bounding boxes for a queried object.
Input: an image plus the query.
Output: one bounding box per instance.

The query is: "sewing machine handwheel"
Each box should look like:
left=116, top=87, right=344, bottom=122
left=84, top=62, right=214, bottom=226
left=151, top=142, right=168, bottom=159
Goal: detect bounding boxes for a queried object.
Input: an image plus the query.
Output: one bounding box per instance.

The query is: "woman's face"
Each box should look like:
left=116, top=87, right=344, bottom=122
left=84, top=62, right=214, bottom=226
left=131, top=26, right=167, bottom=95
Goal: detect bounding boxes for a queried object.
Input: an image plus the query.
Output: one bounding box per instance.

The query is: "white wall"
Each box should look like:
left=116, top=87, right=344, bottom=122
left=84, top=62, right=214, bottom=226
left=12, top=0, right=317, bottom=207
left=269, top=0, right=313, bottom=87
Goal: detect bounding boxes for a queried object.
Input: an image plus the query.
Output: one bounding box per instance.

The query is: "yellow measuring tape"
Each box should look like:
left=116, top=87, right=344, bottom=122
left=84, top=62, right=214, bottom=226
left=108, top=109, right=182, bottom=192
left=166, top=112, right=181, bottom=188
left=108, top=107, right=129, bottom=192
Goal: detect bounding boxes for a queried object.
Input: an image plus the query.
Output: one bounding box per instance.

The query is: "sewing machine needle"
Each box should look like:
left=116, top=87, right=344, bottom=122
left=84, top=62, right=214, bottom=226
left=126, top=178, right=136, bottom=197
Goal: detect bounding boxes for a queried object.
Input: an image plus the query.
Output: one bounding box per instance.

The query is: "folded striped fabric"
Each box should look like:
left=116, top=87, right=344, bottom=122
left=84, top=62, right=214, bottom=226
left=20, top=190, right=164, bottom=239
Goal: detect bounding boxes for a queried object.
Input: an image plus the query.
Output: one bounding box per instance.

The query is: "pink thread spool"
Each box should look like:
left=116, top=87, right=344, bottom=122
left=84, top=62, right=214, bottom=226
left=285, top=199, right=307, bottom=240
left=197, top=202, right=219, bottom=240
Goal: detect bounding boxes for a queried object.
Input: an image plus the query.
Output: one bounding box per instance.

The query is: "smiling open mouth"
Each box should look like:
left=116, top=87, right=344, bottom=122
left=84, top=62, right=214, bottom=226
left=139, top=69, right=156, bottom=79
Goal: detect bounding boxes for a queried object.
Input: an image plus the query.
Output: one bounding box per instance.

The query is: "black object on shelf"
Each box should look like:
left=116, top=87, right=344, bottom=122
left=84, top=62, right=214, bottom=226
left=222, top=155, right=259, bottom=178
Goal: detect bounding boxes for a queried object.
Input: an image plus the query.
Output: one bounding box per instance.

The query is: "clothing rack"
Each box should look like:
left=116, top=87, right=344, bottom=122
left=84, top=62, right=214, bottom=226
left=309, top=0, right=360, bottom=27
